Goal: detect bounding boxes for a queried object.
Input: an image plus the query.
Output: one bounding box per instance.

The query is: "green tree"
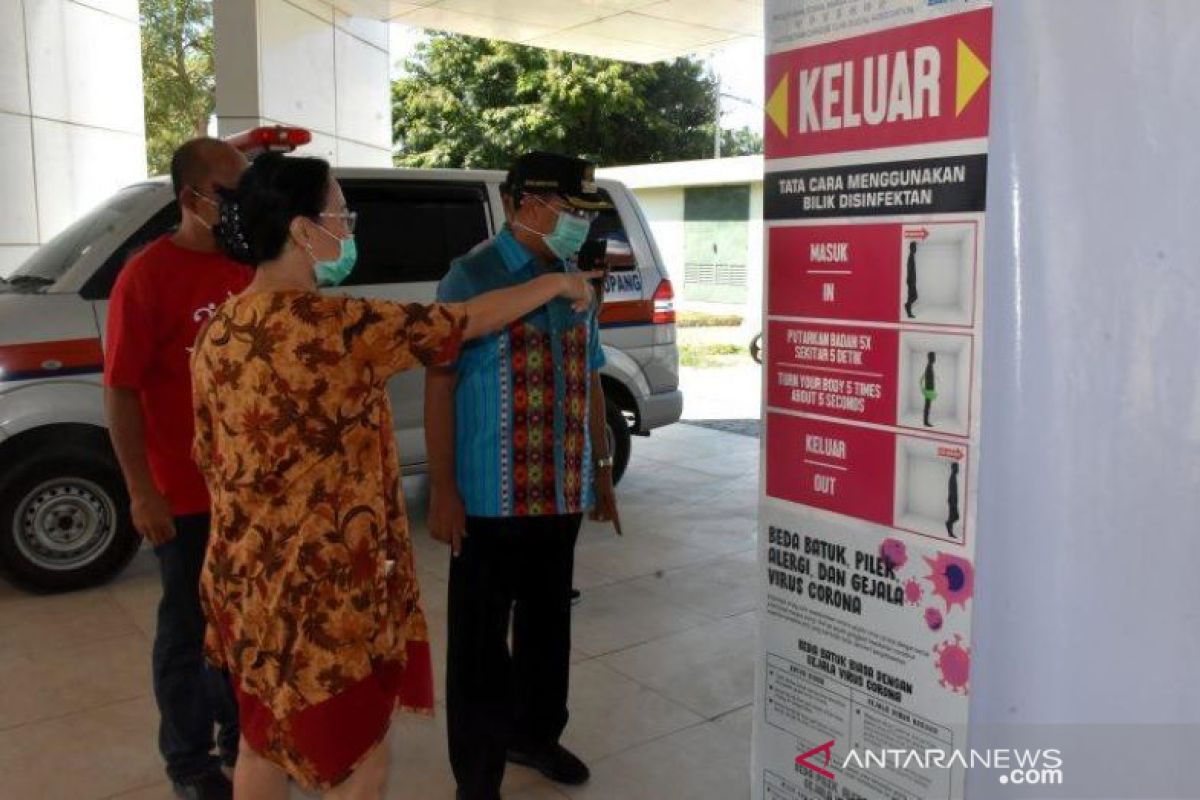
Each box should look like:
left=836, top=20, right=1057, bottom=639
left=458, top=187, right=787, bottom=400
left=393, top=34, right=727, bottom=168
left=721, top=126, right=764, bottom=157
left=140, top=0, right=215, bottom=176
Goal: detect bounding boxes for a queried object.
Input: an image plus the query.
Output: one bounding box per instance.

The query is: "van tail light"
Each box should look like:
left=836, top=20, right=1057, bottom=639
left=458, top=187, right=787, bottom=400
left=652, top=279, right=676, bottom=325
left=225, top=126, right=312, bottom=157
left=596, top=278, right=676, bottom=327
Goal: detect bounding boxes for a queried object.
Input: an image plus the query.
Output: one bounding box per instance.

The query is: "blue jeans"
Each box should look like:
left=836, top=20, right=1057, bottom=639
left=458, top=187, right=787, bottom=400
left=152, top=514, right=239, bottom=782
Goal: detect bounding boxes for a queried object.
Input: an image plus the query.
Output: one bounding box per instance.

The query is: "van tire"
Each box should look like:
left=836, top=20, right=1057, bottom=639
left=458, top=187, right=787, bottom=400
left=0, top=440, right=139, bottom=593
left=605, top=398, right=632, bottom=485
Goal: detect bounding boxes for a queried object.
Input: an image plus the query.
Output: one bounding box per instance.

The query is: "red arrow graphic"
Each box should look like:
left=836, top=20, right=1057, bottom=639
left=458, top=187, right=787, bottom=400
left=796, top=740, right=836, bottom=780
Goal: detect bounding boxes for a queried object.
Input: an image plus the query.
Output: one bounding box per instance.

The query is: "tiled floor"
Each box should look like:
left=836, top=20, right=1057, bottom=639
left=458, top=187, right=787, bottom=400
left=0, top=422, right=760, bottom=800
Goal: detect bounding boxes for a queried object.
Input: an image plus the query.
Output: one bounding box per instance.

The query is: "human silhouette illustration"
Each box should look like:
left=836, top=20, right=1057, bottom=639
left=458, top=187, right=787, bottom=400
left=946, top=463, right=960, bottom=538
left=904, top=241, right=919, bottom=318
left=921, top=352, right=937, bottom=427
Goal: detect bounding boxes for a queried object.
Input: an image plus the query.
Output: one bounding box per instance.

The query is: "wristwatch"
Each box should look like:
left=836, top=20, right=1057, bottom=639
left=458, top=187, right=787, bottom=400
left=595, top=456, right=614, bottom=470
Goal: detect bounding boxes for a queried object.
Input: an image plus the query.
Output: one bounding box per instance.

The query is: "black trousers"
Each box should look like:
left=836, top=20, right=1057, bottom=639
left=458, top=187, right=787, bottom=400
left=446, top=514, right=582, bottom=800
left=152, top=514, right=240, bottom=781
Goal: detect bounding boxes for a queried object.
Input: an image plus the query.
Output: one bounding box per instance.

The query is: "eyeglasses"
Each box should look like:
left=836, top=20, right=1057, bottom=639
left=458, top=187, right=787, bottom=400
left=189, top=186, right=220, bottom=208
left=531, top=194, right=598, bottom=223
left=319, top=211, right=358, bottom=233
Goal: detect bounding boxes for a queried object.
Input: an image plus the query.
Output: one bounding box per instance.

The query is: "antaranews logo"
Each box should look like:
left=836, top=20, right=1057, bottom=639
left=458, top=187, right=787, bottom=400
left=797, top=741, right=1065, bottom=787
left=795, top=741, right=836, bottom=780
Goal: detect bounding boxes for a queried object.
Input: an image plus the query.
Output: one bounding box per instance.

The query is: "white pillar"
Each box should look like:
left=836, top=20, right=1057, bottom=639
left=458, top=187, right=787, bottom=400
left=213, top=0, right=392, bottom=167
left=969, top=2, right=1200, bottom=796
left=0, top=0, right=146, bottom=276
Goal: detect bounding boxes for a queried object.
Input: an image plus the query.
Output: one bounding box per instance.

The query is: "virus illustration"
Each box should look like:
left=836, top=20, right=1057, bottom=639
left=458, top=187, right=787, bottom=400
left=925, top=607, right=944, bottom=631
left=934, top=634, right=971, bottom=694
left=904, top=578, right=923, bottom=605
left=879, top=538, right=908, bottom=571
left=924, top=552, right=975, bottom=611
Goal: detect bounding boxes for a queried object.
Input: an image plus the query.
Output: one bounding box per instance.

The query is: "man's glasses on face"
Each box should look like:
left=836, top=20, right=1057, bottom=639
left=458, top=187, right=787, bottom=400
left=189, top=186, right=221, bottom=209
left=319, top=211, right=358, bottom=234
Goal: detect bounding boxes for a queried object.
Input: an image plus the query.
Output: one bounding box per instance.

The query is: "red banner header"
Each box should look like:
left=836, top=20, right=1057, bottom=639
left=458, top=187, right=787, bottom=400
left=765, top=9, right=992, bottom=159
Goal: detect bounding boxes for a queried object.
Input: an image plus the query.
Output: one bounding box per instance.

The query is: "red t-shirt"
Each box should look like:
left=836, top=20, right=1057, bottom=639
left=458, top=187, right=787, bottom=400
left=104, top=236, right=252, bottom=516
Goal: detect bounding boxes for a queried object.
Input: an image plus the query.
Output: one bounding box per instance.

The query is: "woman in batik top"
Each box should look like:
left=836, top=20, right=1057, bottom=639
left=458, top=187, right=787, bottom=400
left=192, top=154, right=598, bottom=799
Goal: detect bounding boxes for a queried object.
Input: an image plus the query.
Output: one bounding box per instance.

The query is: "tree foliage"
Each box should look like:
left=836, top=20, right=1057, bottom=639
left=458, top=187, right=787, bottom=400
left=393, top=34, right=760, bottom=168
left=140, top=0, right=215, bottom=175
left=136, top=12, right=761, bottom=175
left=720, top=126, right=764, bottom=158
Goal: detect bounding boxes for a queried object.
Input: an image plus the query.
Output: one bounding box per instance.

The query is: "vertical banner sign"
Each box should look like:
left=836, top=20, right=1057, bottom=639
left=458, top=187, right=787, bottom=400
left=754, top=3, right=993, bottom=799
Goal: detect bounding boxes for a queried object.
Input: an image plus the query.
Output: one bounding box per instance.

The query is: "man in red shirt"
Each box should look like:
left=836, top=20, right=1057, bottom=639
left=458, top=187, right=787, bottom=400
left=104, top=138, right=251, bottom=800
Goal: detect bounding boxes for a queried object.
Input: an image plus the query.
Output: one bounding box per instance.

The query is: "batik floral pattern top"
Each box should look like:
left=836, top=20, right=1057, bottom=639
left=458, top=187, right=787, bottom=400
left=191, top=291, right=466, bottom=721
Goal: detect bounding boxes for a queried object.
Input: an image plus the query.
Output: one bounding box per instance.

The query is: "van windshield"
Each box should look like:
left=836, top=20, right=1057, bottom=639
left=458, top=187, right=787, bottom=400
left=3, top=185, right=159, bottom=293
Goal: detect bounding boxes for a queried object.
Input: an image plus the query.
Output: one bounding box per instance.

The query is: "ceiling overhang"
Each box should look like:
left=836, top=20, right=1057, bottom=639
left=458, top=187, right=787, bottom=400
left=337, top=0, right=762, bottom=63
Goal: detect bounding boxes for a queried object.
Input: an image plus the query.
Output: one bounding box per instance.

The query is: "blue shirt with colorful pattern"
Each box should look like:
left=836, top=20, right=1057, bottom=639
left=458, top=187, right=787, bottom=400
left=437, top=227, right=607, bottom=518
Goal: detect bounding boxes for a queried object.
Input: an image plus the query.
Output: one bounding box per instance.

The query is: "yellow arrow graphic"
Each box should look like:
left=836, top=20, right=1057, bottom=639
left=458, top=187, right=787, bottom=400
left=956, top=39, right=990, bottom=116
left=766, top=73, right=789, bottom=137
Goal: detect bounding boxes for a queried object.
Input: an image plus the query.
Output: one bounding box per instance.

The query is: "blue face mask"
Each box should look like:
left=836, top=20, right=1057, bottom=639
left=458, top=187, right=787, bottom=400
left=519, top=197, right=592, bottom=261
left=311, top=224, right=357, bottom=287
left=544, top=212, right=591, bottom=261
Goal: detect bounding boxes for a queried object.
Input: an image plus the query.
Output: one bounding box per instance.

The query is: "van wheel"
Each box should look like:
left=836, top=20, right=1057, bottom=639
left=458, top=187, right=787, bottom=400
left=605, top=398, right=632, bottom=485
left=749, top=332, right=763, bottom=364
left=0, top=442, right=138, bottom=592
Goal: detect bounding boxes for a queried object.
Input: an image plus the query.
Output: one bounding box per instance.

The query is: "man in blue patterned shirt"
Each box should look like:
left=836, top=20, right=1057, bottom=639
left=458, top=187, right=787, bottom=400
left=426, top=152, right=621, bottom=800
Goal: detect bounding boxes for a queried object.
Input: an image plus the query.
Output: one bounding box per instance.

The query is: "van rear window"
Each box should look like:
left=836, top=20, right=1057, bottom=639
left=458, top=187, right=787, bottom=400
left=340, top=181, right=490, bottom=286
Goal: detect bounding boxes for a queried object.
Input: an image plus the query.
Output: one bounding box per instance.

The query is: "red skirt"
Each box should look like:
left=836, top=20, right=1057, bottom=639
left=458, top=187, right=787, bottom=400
left=234, top=640, right=435, bottom=790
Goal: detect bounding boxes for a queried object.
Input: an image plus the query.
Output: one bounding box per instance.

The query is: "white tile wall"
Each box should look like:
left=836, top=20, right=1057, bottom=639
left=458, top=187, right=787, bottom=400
left=70, top=0, right=139, bottom=22
left=259, top=0, right=338, bottom=136
left=292, top=129, right=340, bottom=163
left=334, top=30, right=391, bottom=148
left=335, top=9, right=390, bottom=49
left=218, top=1, right=396, bottom=166
left=0, top=245, right=38, bottom=277
left=0, top=1, right=31, bottom=116
left=387, top=0, right=433, bottom=14
left=281, top=0, right=335, bottom=23
left=25, top=0, right=144, bottom=134
left=213, top=0, right=262, bottom=119
left=215, top=116, right=271, bottom=139
left=32, top=119, right=145, bottom=240
left=336, top=137, right=391, bottom=167
left=0, top=112, right=40, bottom=245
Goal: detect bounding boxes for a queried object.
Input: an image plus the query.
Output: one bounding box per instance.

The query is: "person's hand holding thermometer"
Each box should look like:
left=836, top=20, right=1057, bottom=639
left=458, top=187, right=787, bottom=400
left=576, top=238, right=609, bottom=306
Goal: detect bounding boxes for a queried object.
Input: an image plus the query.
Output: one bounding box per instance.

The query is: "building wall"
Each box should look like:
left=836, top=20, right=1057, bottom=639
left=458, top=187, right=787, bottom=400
left=682, top=184, right=751, bottom=306
left=631, top=186, right=685, bottom=290
left=0, top=0, right=146, bottom=276
left=625, top=180, right=763, bottom=326
left=214, top=0, right=392, bottom=167
left=746, top=180, right=764, bottom=331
